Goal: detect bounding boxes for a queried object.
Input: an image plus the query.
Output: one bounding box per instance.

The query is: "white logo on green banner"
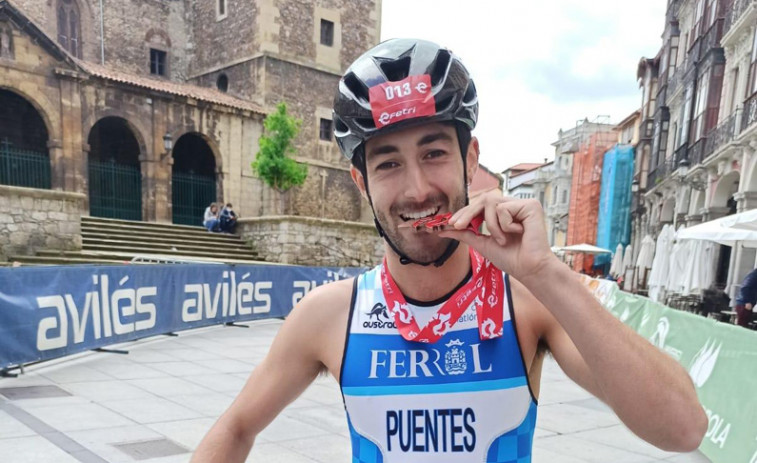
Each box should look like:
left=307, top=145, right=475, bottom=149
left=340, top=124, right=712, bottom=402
left=689, top=339, right=722, bottom=389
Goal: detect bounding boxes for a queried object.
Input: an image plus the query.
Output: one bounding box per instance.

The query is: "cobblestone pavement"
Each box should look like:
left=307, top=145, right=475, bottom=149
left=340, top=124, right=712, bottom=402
left=0, top=320, right=712, bottom=462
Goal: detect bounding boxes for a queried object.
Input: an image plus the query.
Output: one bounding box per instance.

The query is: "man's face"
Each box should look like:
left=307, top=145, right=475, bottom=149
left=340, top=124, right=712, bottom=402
left=356, top=123, right=477, bottom=264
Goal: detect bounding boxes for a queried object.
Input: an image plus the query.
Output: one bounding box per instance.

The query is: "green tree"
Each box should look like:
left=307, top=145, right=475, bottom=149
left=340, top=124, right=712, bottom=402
left=251, top=102, right=307, bottom=214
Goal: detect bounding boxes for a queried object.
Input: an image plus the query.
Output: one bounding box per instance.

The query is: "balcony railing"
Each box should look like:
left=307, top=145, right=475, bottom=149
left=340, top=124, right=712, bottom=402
left=700, top=19, right=724, bottom=56
left=689, top=137, right=707, bottom=166
left=742, top=93, right=757, bottom=134
left=703, top=109, right=740, bottom=157
left=647, top=158, right=678, bottom=188
left=725, top=0, right=756, bottom=33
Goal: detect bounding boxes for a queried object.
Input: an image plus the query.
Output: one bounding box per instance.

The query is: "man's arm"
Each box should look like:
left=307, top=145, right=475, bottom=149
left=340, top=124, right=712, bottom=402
left=512, top=270, right=706, bottom=451
left=442, top=194, right=707, bottom=453
left=191, top=279, right=352, bottom=462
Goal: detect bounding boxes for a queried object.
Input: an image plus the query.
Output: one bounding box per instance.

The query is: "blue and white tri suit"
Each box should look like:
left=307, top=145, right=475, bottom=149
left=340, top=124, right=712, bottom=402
left=340, top=266, right=538, bottom=463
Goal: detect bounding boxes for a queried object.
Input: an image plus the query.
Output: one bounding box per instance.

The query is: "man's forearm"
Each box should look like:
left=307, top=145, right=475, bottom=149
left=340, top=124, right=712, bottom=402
left=521, top=260, right=707, bottom=451
left=191, top=418, right=255, bottom=463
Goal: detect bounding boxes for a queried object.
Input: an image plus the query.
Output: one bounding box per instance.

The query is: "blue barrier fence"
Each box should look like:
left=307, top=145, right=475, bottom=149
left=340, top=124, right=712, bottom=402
left=0, top=264, right=363, bottom=369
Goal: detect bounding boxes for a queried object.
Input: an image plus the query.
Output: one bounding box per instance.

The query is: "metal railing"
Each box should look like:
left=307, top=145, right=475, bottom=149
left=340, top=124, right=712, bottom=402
left=88, top=159, right=142, bottom=221
left=172, top=170, right=217, bottom=226
left=705, top=19, right=723, bottom=51
left=704, top=109, right=740, bottom=157
left=647, top=158, right=678, bottom=187
left=741, top=92, right=757, bottom=134
left=689, top=137, right=707, bottom=166
left=130, top=255, right=223, bottom=265
left=725, top=0, right=756, bottom=33
left=0, top=139, right=51, bottom=189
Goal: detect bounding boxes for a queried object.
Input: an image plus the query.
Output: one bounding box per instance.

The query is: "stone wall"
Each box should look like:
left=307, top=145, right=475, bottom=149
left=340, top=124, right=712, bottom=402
left=237, top=216, right=383, bottom=267
left=0, top=185, right=84, bottom=260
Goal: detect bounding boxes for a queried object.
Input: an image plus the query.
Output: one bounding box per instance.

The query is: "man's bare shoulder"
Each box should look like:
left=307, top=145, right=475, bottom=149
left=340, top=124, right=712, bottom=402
left=284, top=277, right=358, bottom=377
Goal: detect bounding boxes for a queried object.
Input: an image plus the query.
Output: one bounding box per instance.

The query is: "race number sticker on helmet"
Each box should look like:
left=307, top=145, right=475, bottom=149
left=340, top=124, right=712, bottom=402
left=369, top=74, right=435, bottom=129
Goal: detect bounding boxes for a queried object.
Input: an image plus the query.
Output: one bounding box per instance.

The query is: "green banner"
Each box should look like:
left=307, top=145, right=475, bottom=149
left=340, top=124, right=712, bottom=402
left=580, top=277, right=757, bottom=463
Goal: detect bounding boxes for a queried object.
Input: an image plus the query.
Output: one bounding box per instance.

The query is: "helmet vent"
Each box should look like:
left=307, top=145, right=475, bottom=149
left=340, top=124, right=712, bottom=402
left=435, top=95, right=454, bottom=113
left=343, top=72, right=370, bottom=103
left=430, top=49, right=451, bottom=86
left=354, top=117, right=377, bottom=130
left=463, top=81, right=477, bottom=104
left=379, top=56, right=411, bottom=82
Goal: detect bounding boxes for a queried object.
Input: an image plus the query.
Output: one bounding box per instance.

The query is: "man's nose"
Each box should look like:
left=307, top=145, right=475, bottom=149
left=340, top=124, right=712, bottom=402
left=403, top=162, right=434, bottom=201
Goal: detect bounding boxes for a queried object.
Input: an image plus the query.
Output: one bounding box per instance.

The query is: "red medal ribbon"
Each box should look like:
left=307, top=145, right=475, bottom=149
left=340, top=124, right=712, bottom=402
left=380, top=248, right=504, bottom=343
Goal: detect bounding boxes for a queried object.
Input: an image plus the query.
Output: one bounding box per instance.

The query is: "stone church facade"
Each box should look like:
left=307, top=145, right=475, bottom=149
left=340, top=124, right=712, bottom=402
left=0, top=0, right=382, bottom=263
left=0, top=0, right=380, bottom=222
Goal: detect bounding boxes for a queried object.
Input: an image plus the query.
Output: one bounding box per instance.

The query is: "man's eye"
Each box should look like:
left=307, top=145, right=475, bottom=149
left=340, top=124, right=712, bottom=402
left=426, top=150, right=446, bottom=158
left=376, top=161, right=398, bottom=170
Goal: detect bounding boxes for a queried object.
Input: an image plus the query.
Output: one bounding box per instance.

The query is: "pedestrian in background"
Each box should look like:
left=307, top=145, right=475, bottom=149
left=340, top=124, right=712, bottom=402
left=735, top=268, right=757, bottom=327
left=203, top=202, right=220, bottom=232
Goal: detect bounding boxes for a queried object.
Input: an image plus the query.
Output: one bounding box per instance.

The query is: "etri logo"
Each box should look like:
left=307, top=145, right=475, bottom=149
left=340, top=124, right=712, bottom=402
left=363, top=302, right=395, bottom=329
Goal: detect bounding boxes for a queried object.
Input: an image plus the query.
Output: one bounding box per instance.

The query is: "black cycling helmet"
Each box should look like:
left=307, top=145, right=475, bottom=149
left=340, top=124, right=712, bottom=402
left=333, top=38, right=478, bottom=167
left=333, top=38, right=479, bottom=267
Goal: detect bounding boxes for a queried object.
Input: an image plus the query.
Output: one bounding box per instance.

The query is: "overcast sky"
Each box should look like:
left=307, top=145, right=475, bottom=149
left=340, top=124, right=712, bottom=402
left=380, top=0, right=666, bottom=173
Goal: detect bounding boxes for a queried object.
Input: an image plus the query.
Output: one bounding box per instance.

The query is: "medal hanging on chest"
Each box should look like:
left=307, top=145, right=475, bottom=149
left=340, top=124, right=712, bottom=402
left=380, top=248, right=504, bottom=343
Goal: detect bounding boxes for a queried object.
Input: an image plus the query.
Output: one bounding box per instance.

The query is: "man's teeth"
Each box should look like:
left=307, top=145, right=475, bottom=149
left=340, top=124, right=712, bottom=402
left=403, top=207, right=438, bottom=220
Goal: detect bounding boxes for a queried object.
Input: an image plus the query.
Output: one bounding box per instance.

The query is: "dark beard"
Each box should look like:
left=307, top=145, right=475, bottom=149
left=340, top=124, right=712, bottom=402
left=375, top=191, right=467, bottom=264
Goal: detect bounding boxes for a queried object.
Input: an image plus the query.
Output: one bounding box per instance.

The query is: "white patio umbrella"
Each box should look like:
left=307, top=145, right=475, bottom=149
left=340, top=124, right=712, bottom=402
left=676, top=214, right=757, bottom=247
left=719, top=208, right=757, bottom=231
left=562, top=243, right=612, bottom=254
left=634, top=235, right=656, bottom=292
left=609, top=243, right=624, bottom=278
left=635, top=235, right=656, bottom=270
left=648, top=225, right=675, bottom=302
left=621, top=244, right=634, bottom=291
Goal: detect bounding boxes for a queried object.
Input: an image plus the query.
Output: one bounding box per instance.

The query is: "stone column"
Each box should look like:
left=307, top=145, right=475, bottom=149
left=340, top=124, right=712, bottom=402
left=139, top=154, right=156, bottom=221
left=733, top=191, right=757, bottom=212
left=47, top=139, right=65, bottom=190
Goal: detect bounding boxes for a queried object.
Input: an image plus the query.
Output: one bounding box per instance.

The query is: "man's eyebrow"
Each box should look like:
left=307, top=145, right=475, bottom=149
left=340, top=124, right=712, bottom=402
left=367, top=144, right=399, bottom=157
left=417, top=131, right=454, bottom=146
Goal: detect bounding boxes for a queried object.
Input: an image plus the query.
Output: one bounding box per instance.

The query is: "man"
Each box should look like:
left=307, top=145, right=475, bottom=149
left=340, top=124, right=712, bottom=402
left=219, top=203, right=238, bottom=234
left=735, top=268, right=757, bottom=327
left=192, top=39, right=706, bottom=462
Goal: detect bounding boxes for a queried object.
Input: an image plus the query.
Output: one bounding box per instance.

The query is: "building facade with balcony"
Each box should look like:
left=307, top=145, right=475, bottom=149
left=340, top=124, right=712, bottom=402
left=641, top=0, right=757, bottom=300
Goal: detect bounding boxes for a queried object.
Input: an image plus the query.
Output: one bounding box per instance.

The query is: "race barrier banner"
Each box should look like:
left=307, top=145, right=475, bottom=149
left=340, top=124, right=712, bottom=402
left=0, top=264, right=362, bottom=370
left=580, top=277, right=757, bottom=463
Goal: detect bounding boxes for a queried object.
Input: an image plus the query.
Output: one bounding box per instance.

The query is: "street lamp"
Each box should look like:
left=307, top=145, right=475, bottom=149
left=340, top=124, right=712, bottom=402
left=161, top=133, right=173, bottom=161
left=631, top=180, right=639, bottom=193
left=677, top=157, right=690, bottom=177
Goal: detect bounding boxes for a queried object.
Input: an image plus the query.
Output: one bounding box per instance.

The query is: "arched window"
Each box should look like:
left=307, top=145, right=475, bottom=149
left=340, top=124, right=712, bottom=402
left=56, top=0, right=80, bottom=57
left=216, top=74, right=229, bottom=92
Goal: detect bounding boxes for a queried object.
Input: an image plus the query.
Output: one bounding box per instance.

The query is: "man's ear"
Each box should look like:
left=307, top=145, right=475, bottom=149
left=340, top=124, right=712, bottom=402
left=350, top=166, right=369, bottom=201
left=466, top=137, right=480, bottom=184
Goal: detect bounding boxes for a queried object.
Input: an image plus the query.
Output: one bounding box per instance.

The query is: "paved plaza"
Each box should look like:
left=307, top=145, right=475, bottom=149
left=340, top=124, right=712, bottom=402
left=0, top=319, right=712, bottom=463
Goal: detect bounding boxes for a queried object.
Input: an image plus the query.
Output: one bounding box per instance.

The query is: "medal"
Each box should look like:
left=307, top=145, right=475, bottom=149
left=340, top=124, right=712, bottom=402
left=380, top=248, right=504, bottom=343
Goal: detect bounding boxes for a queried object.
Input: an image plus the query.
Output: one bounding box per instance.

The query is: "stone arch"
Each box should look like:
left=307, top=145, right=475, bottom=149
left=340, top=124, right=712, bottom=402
left=711, top=171, right=740, bottom=208
left=86, top=116, right=144, bottom=220
left=0, top=85, right=58, bottom=143
left=83, top=109, right=148, bottom=159
left=0, top=88, right=52, bottom=189
left=170, top=131, right=220, bottom=225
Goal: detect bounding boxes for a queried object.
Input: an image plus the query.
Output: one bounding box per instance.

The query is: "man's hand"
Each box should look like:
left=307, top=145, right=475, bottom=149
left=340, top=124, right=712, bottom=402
left=746, top=303, right=753, bottom=311
left=440, top=191, right=556, bottom=282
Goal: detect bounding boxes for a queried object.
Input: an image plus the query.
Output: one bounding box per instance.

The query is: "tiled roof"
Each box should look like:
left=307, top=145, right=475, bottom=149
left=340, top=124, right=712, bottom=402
left=76, top=60, right=265, bottom=114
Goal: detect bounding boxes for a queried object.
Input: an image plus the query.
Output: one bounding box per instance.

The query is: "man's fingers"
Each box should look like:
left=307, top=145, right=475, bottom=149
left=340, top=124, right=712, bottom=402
left=484, top=203, right=507, bottom=246
left=496, top=202, right=527, bottom=234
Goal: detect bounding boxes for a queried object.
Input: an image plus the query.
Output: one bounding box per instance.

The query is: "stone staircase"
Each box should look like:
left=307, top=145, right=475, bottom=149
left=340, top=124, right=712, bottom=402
left=9, top=216, right=265, bottom=266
